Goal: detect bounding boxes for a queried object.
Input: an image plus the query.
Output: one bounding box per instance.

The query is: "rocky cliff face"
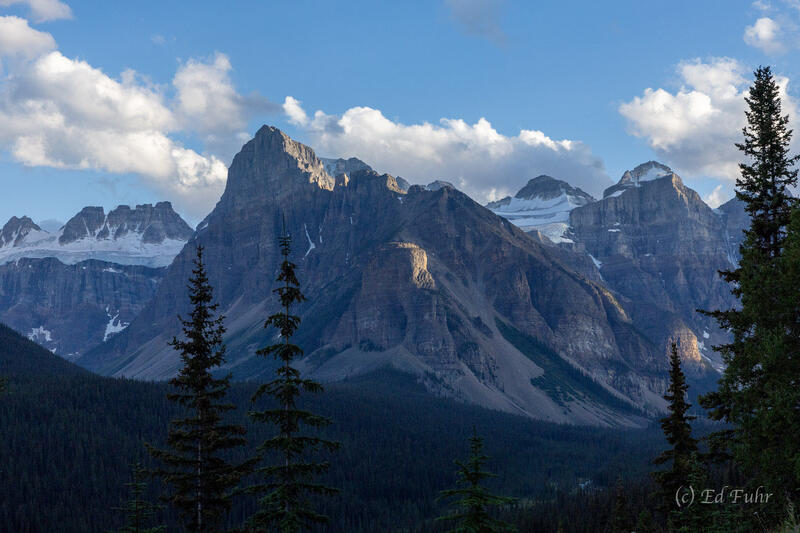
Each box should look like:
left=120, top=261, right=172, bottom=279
left=568, top=162, right=736, bottom=372
left=59, top=202, right=193, bottom=246
left=81, top=126, right=667, bottom=426
left=0, top=258, right=163, bottom=358
left=0, top=203, right=192, bottom=357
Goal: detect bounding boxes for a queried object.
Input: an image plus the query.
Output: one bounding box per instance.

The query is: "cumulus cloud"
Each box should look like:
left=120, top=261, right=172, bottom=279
left=444, top=0, right=507, bottom=43
left=744, top=17, right=785, bottom=53
left=173, top=52, right=276, bottom=158
left=283, top=96, right=309, bottom=127
left=0, top=0, right=71, bottom=22
left=0, top=15, right=55, bottom=59
left=704, top=184, right=732, bottom=208
left=619, top=57, right=799, bottom=183
left=0, top=17, right=278, bottom=218
left=0, top=50, right=228, bottom=216
left=283, top=98, right=611, bottom=201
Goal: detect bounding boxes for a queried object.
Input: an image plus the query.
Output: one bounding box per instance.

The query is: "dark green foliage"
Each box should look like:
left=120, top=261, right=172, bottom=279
left=635, top=508, right=656, bottom=533
left=436, top=428, right=516, bottom=532
left=247, top=231, right=338, bottom=532
left=652, top=344, right=698, bottom=518
left=1, top=321, right=673, bottom=533
left=701, top=66, right=800, bottom=516
left=734, top=66, right=799, bottom=259
left=109, top=463, right=165, bottom=533
left=608, top=477, right=632, bottom=533
left=147, top=246, right=251, bottom=532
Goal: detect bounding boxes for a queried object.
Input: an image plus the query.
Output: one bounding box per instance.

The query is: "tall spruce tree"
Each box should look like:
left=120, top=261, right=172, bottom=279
left=247, top=229, right=339, bottom=533
left=436, top=427, right=517, bottom=533
left=609, top=477, right=632, bottom=533
left=701, top=66, right=800, bottom=505
left=110, top=463, right=165, bottom=533
left=147, top=245, right=251, bottom=533
left=653, top=343, right=699, bottom=520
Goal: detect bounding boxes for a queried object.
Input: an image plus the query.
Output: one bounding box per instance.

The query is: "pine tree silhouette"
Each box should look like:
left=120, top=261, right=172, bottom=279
left=246, top=225, right=339, bottom=533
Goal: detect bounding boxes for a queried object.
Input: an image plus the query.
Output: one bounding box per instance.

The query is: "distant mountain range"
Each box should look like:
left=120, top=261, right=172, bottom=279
left=0, top=202, right=193, bottom=357
left=0, top=126, right=748, bottom=426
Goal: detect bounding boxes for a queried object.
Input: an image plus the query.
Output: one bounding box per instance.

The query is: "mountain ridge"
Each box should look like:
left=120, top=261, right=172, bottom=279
left=79, top=125, right=675, bottom=426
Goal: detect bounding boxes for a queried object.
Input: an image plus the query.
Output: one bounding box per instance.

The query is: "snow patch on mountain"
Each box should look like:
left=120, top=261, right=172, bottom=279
left=103, top=308, right=129, bottom=342
left=304, top=223, right=316, bottom=258
left=603, top=161, right=674, bottom=198
left=0, top=204, right=193, bottom=268
left=0, top=230, right=187, bottom=268
left=487, top=176, right=595, bottom=242
left=28, top=326, right=52, bottom=343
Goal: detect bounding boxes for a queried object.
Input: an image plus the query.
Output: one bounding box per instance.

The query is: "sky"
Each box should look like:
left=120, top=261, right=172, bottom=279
left=0, top=0, right=798, bottom=226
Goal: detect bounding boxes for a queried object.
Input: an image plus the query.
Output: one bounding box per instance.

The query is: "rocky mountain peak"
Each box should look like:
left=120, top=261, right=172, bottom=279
left=604, top=161, right=676, bottom=198
left=485, top=175, right=594, bottom=242
left=222, top=126, right=337, bottom=206
left=321, top=157, right=372, bottom=186
left=424, top=180, right=456, bottom=191
left=0, top=216, right=42, bottom=247
left=515, top=175, right=595, bottom=203
left=59, top=203, right=192, bottom=245
left=0, top=203, right=193, bottom=268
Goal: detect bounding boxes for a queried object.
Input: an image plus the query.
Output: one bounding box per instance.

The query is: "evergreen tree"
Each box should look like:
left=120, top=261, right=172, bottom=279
left=147, top=246, right=251, bottom=533
left=653, top=343, right=699, bottom=520
left=246, top=229, right=339, bottom=533
left=109, top=463, right=165, bottom=533
left=635, top=508, right=656, bottom=533
left=436, top=427, right=517, bottom=533
left=701, top=66, right=800, bottom=506
left=609, top=477, right=632, bottom=533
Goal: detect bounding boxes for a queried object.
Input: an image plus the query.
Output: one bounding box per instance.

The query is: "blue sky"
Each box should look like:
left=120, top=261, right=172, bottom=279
left=0, top=0, right=798, bottom=225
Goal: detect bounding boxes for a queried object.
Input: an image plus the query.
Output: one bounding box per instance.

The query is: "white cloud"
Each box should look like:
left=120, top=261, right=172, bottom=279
left=744, top=17, right=785, bottom=53
left=444, top=0, right=507, bottom=43
left=0, top=9, right=281, bottom=219
left=704, top=184, right=732, bottom=208
left=0, top=51, right=228, bottom=216
left=284, top=99, right=611, bottom=201
left=0, top=15, right=55, bottom=58
left=173, top=52, right=275, bottom=158
left=0, top=0, right=72, bottom=22
left=283, top=96, right=309, bottom=127
left=619, top=58, right=799, bottom=183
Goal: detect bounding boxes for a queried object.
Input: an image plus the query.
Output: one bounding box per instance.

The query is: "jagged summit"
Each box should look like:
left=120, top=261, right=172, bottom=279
left=515, top=175, right=595, bottom=203
left=0, top=202, right=193, bottom=267
left=486, top=175, right=595, bottom=243
left=603, top=161, right=676, bottom=198
left=0, top=216, right=42, bottom=247
left=84, top=125, right=668, bottom=426
left=425, top=180, right=456, bottom=191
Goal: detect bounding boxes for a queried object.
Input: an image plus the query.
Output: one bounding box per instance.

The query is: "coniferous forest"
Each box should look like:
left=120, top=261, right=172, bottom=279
left=2, top=52, right=800, bottom=532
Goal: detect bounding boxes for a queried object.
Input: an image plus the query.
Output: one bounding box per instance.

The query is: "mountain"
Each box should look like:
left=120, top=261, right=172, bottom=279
left=81, top=125, right=673, bottom=426
left=602, top=160, right=674, bottom=198
left=486, top=175, right=595, bottom=242
left=485, top=162, right=742, bottom=375
left=0, top=202, right=193, bottom=358
left=717, top=195, right=749, bottom=264
left=567, top=162, right=736, bottom=372
left=0, top=202, right=193, bottom=268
